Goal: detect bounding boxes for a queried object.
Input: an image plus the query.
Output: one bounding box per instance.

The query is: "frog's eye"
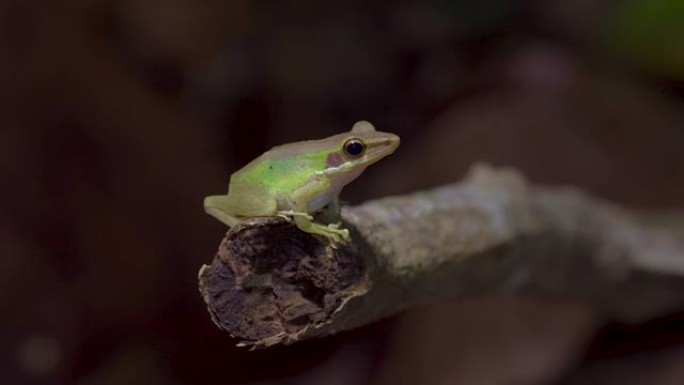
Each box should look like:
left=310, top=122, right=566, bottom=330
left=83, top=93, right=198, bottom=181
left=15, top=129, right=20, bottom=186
left=343, top=138, right=365, bottom=158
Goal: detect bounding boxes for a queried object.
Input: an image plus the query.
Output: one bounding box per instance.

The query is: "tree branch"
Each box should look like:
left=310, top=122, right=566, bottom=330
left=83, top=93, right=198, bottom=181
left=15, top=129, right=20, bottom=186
left=198, top=164, right=684, bottom=348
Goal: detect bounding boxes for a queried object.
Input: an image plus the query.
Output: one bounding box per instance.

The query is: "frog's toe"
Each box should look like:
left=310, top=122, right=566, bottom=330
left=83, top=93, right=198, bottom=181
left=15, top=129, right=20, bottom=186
left=328, top=233, right=342, bottom=243
left=327, top=227, right=350, bottom=243
left=318, top=229, right=341, bottom=244
left=339, top=228, right=350, bottom=241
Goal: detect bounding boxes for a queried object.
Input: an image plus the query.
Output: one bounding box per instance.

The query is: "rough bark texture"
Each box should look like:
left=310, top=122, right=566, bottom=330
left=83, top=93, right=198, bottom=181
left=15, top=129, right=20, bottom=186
left=198, top=164, right=684, bottom=348
left=198, top=217, right=368, bottom=346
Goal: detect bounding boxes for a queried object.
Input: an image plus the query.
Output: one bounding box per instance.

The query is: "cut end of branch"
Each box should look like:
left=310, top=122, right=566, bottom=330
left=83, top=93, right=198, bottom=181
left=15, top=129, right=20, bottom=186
left=198, top=217, right=368, bottom=348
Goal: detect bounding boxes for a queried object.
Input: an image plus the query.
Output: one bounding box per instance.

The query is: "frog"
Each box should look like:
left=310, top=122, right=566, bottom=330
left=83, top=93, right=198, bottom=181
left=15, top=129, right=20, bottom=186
left=203, top=121, right=400, bottom=243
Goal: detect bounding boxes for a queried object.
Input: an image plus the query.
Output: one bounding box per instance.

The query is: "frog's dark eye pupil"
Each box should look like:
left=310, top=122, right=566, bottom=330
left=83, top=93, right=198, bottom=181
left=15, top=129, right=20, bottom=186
left=344, top=139, right=365, bottom=157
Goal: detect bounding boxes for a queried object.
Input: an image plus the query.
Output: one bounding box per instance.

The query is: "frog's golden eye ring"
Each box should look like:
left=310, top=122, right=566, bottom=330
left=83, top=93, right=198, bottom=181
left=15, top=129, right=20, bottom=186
left=343, top=138, right=365, bottom=158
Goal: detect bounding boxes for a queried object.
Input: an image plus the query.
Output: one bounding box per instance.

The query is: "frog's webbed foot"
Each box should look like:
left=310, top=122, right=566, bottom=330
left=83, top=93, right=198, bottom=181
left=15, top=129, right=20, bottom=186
left=293, top=216, right=351, bottom=244
left=318, top=225, right=351, bottom=244
left=324, top=224, right=350, bottom=243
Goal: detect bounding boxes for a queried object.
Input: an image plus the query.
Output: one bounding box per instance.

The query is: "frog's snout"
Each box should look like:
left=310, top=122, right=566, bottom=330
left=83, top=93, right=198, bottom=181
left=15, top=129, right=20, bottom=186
left=385, top=134, right=400, bottom=150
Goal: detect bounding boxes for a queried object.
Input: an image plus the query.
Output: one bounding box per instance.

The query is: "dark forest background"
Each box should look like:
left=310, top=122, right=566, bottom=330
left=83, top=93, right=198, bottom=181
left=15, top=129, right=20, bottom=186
left=2, top=0, right=684, bottom=384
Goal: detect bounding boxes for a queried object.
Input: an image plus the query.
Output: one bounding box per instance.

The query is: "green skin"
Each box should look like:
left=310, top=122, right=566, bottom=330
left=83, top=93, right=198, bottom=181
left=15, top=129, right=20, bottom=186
left=204, top=121, right=400, bottom=243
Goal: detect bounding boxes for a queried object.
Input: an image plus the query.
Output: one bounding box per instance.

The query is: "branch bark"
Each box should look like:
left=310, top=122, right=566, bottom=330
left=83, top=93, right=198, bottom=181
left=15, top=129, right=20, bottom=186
left=198, top=164, right=684, bottom=348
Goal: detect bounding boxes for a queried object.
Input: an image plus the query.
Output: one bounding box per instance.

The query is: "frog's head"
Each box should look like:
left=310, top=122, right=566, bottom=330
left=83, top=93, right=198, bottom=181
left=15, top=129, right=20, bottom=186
left=324, top=121, right=400, bottom=180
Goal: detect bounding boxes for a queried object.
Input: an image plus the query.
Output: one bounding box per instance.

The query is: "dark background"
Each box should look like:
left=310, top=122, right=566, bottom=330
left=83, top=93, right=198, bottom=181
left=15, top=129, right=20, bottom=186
left=3, top=0, right=684, bottom=384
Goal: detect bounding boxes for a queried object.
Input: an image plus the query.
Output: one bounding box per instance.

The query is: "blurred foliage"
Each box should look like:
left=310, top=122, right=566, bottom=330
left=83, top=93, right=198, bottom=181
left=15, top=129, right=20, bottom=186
left=606, top=0, right=684, bottom=79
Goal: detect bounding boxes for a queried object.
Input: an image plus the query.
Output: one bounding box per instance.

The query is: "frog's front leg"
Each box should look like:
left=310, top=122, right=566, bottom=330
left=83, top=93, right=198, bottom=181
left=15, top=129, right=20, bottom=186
left=317, top=198, right=343, bottom=227
left=294, top=212, right=350, bottom=243
left=289, top=181, right=350, bottom=243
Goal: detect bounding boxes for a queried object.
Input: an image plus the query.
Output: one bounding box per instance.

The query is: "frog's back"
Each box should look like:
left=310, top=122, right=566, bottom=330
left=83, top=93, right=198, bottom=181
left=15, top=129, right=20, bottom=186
left=230, top=144, right=327, bottom=194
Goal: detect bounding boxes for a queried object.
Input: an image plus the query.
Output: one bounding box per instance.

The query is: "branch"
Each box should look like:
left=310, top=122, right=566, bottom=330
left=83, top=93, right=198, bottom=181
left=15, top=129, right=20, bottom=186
left=198, top=164, right=684, bottom=348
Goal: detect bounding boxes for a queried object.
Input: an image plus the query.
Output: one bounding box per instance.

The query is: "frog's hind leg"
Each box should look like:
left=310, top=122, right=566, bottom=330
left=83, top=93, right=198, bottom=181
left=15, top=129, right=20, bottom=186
left=276, top=210, right=313, bottom=221
left=203, top=184, right=277, bottom=227
left=203, top=195, right=244, bottom=227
